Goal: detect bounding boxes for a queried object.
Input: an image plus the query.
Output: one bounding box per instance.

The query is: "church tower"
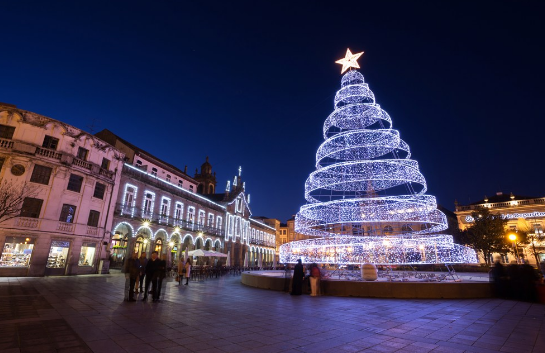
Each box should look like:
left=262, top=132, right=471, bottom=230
left=194, top=156, right=217, bottom=195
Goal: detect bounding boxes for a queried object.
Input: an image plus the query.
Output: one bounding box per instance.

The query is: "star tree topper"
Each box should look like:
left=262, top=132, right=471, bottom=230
left=335, top=49, right=364, bottom=74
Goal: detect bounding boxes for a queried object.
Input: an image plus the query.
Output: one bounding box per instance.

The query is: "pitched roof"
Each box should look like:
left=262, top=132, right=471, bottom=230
left=95, top=129, right=197, bottom=183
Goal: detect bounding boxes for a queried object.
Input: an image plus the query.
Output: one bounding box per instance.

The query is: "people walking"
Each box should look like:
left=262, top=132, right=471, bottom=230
left=142, top=251, right=159, bottom=301
left=291, top=259, right=305, bottom=295
left=184, top=258, right=192, bottom=285
left=309, top=263, right=321, bottom=297
left=138, top=252, right=147, bottom=293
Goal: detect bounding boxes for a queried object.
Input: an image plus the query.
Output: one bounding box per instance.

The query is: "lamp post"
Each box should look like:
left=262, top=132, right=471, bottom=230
left=508, top=233, right=518, bottom=263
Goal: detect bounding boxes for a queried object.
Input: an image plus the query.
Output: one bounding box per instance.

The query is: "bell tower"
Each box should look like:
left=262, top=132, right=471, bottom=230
left=194, top=156, right=217, bottom=195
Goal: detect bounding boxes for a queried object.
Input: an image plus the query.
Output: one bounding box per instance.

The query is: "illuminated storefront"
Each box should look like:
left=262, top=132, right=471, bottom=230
left=1, top=237, right=35, bottom=268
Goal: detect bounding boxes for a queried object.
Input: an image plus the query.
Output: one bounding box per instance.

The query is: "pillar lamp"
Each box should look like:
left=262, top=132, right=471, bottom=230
left=508, top=233, right=518, bottom=263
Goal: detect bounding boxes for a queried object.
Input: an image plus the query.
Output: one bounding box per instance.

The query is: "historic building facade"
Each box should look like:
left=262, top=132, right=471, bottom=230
left=455, top=192, right=545, bottom=265
left=0, top=104, right=124, bottom=276
left=202, top=173, right=276, bottom=268
left=96, top=130, right=276, bottom=268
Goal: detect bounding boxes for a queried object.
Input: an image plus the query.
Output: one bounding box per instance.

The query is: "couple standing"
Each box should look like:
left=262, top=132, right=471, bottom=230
left=178, top=257, right=192, bottom=285
left=142, top=251, right=166, bottom=302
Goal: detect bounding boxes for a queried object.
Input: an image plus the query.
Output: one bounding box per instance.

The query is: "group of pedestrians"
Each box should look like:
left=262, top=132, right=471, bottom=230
left=177, top=257, right=192, bottom=285
left=290, top=259, right=322, bottom=296
left=123, top=251, right=167, bottom=302
left=490, top=259, right=543, bottom=302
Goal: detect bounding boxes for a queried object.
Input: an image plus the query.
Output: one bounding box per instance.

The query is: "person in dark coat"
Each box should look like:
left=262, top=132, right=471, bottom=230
left=291, top=259, right=305, bottom=295
left=123, top=252, right=140, bottom=302
left=138, top=252, right=147, bottom=293
left=152, top=255, right=167, bottom=302
left=142, top=251, right=159, bottom=301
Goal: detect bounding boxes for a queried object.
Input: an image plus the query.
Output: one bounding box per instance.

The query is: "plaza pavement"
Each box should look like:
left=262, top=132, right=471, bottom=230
left=0, top=272, right=544, bottom=353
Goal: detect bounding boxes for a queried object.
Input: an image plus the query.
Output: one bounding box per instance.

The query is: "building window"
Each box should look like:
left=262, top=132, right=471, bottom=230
left=217, top=216, right=222, bottom=231
left=160, top=197, right=170, bottom=217
left=1, top=236, right=35, bottom=267
left=20, top=198, right=43, bottom=218
left=189, top=185, right=194, bottom=192
left=166, top=174, right=171, bottom=182
left=87, top=210, right=100, bottom=227
left=30, top=164, right=52, bottom=185
left=79, top=243, right=96, bottom=266
left=208, top=214, right=214, bottom=227
left=175, top=202, right=183, bottom=221
left=187, top=207, right=195, bottom=223
left=136, top=160, right=142, bottom=166
left=143, top=192, right=155, bottom=217
left=0, top=124, right=15, bottom=140
left=101, top=158, right=110, bottom=170
left=151, top=168, right=158, bottom=177
left=67, top=174, right=83, bottom=192
left=59, top=204, right=77, bottom=223
left=198, top=210, right=205, bottom=226
left=76, top=147, right=89, bottom=161
left=124, top=186, right=135, bottom=206
left=178, top=180, right=183, bottom=187
left=42, top=135, right=59, bottom=150
left=122, top=184, right=137, bottom=216
left=93, top=182, right=106, bottom=199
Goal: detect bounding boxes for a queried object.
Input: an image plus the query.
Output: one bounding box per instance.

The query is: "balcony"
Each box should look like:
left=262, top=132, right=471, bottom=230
left=35, top=146, right=62, bottom=160
left=0, top=138, right=14, bottom=149
left=14, top=217, right=40, bottom=228
left=114, top=203, right=225, bottom=237
left=73, top=157, right=92, bottom=170
left=457, top=197, right=545, bottom=211
left=86, top=226, right=98, bottom=235
left=57, top=221, right=75, bottom=233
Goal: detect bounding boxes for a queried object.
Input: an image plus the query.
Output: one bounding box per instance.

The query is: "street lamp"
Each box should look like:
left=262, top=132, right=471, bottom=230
left=508, top=233, right=518, bottom=263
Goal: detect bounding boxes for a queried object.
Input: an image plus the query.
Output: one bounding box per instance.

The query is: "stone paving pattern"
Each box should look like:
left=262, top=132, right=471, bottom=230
left=0, top=272, right=543, bottom=353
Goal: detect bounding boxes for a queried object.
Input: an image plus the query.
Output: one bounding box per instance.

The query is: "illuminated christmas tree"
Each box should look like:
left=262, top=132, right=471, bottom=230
left=279, top=49, right=477, bottom=265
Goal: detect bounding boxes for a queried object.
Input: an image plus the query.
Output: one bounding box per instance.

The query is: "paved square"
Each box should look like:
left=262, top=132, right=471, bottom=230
left=0, top=273, right=543, bottom=353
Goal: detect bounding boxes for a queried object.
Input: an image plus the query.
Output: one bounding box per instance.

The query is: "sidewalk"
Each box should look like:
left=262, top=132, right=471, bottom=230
left=0, top=273, right=544, bottom=353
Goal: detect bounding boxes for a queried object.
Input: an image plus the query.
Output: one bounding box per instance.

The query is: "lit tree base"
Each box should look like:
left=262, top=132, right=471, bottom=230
left=279, top=235, right=478, bottom=265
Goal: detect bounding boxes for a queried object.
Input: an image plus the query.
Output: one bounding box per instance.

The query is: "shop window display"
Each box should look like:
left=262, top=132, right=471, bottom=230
left=1, top=237, right=34, bottom=267
left=47, top=241, right=70, bottom=268
left=79, top=243, right=96, bottom=266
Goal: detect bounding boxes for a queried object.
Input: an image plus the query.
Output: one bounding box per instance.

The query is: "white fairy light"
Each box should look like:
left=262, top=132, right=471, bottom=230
left=280, top=67, right=477, bottom=265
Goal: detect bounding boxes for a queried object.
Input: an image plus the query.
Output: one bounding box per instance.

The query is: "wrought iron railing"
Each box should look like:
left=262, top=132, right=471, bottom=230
left=114, top=203, right=225, bottom=237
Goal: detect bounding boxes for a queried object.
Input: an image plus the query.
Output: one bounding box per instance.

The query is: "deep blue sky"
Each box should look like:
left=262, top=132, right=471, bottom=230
left=2, top=1, right=544, bottom=222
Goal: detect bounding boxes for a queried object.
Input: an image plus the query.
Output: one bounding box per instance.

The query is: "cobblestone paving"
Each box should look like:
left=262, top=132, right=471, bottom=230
left=0, top=273, right=544, bottom=353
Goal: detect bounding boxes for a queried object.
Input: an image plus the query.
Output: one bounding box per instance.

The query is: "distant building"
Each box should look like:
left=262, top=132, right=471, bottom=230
left=257, top=216, right=313, bottom=264
left=0, top=104, right=124, bottom=276
left=206, top=172, right=276, bottom=268
left=95, top=130, right=223, bottom=268
left=455, top=191, right=545, bottom=264
left=95, top=130, right=275, bottom=268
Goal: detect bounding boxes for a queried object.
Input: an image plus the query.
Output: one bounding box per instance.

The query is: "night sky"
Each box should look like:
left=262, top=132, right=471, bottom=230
left=2, top=1, right=544, bottom=222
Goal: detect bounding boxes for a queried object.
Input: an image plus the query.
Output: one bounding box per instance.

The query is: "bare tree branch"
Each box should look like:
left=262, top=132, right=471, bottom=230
left=0, top=179, right=40, bottom=224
